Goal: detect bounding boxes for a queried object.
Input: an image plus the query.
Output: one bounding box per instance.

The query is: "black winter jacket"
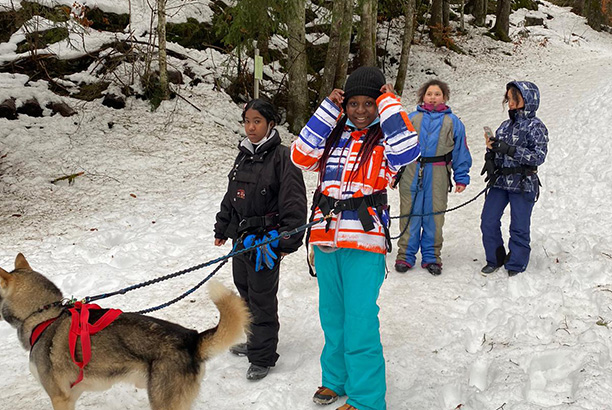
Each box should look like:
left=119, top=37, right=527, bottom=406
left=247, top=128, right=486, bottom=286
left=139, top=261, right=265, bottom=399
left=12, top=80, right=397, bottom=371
left=214, top=130, right=307, bottom=254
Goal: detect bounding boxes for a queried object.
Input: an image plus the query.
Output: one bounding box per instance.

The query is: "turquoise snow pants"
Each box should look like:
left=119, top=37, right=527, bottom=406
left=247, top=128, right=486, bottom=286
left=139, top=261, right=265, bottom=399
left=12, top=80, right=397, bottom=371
left=314, top=246, right=386, bottom=410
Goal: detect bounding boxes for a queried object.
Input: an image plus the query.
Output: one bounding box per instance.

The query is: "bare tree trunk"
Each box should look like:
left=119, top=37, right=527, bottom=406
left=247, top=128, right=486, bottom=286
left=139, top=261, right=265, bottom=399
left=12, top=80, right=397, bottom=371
left=585, top=0, right=604, bottom=31
left=429, top=0, right=444, bottom=46
left=473, top=0, right=486, bottom=27
left=319, top=0, right=345, bottom=102
left=493, top=0, right=512, bottom=41
left=157, top=0, right=170, bottom=100
left=334, top=0, right=354, bottom=89
left=443, top=0, right=450, bottom=27
left=358, top=0, right=377, bottom=66
left=395, top=0, right=415, bottom=96
left=286, top=0, right=309, bottom=133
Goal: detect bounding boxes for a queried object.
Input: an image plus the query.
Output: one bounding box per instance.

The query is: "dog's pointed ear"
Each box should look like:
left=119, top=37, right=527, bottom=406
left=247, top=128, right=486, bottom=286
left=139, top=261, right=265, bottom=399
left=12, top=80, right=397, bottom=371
left=0, top=267, right=11, bottom=289
left=15, top=253, right=31, bottom=271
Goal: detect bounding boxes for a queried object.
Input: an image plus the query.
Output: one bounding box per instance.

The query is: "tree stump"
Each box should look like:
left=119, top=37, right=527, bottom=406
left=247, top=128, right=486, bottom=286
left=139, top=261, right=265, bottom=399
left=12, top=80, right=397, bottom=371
left=0, top=98, right=17, bottom=120
left=525, top=16, right=545, bottom=26
left=17, top=98, right=43, bottom=117
left=102, top=93, right=125, bottom=109
left=47, top=101, right=77, bottom=117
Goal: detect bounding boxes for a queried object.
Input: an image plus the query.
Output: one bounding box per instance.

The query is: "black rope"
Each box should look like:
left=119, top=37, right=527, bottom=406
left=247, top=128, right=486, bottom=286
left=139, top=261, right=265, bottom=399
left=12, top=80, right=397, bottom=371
left=82, top=214, right=331, bottom=307
left=389, top=187, right=488, bottom=240
left=74, top=187, right=484, bottom=313
left=135, top=259, right=229, bottom=314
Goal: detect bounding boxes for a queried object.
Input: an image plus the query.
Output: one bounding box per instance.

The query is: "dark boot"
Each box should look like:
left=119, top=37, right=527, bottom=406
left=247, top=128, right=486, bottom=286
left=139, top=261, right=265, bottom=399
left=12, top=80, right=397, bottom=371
left=425, top=263, right=442, bottom=276
left=481, top=264, right=500, bottom=275
left=229, top=342, right=248, bottom=356
left=246, top=364, right=270, bottom=380
left=508, top=270, right=521, bottom=277
left=313, top=386, right=339, bottom=405
left=394, top=260, right=413, bottom=273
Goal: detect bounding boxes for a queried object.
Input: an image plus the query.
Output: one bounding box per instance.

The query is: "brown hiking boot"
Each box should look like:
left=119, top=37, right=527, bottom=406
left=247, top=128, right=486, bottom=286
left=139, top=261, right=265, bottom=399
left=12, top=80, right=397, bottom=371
left=336, top=404, right=358, bottom=410
left=313, top=386, right=339, bottom=405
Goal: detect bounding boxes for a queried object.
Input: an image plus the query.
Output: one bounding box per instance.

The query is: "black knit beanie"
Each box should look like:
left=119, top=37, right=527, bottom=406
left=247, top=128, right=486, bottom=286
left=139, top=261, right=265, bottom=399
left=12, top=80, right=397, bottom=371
left=343, top=66, right=386, bottom=108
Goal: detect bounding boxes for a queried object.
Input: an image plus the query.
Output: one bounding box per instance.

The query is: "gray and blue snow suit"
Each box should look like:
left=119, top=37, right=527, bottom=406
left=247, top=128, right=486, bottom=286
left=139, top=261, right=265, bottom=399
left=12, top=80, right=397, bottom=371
left=397, top=104, right=472, bottom=268
left=480, top=80, right=549, bottom=273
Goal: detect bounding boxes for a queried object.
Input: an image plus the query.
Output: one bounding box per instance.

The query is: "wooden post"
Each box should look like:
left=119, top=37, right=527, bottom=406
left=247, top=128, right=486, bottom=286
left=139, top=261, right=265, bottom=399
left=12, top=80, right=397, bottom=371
left=254, top=41, right=263, bottom=99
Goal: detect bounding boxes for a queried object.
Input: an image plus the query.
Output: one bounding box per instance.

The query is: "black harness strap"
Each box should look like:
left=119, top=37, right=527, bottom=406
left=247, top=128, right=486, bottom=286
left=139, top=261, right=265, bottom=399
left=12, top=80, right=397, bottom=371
left=418, top=152, right=453, bottom=164
left=393, top=152, right=454, bottom=191
left=237, top=213, right=279, bottom=234
left=304, top=190, right=391, bottom=277
left=500, top=165, right=540, bottom=202
left=318, top=191, right=388, bottom=232
left=499, top=165, right=538, bottom=176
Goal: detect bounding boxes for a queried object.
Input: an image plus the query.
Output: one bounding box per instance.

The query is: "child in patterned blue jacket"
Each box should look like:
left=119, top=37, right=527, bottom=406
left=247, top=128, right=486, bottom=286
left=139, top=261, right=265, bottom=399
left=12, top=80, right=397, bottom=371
left=480, top=80, right=549, bottom=276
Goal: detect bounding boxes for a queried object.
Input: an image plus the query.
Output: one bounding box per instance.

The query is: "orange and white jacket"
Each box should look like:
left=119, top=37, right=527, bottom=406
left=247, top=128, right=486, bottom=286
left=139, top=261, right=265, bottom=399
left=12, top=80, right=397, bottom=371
left=291, top=93, right=420, bottom=254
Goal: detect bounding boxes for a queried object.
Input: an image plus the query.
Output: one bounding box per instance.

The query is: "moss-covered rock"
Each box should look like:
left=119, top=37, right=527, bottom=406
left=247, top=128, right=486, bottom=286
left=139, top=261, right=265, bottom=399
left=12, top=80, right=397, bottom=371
left=0, top=53, right=96, bottom=80
left=16, top=27, right=69, bottom=54
left=166, top=18, right=226, bottom=50
left=85, top=7, right=129, bottom=32
left=71, top=81, right=110, bottom=101
left=0, top=1, right=70, bottom=43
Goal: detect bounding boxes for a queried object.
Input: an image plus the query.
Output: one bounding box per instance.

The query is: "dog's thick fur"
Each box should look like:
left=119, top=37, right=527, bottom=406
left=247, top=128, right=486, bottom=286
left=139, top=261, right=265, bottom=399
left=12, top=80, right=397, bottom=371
left=0, top=254, right=250, bottom=410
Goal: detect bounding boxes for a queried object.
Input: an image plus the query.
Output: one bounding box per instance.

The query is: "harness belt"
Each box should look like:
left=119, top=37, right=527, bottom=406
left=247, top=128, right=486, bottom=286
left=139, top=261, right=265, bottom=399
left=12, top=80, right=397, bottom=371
left=237, top=213, right=279, bottom=234
left=499, top=165, right=537, bottom=176
left=304, top=191, right=390, bottom=277
left=317, top=191, right=388, bottom=232
left=393, top=152, right=453, bottom=191
left=419, top=152, right=453, bottom=164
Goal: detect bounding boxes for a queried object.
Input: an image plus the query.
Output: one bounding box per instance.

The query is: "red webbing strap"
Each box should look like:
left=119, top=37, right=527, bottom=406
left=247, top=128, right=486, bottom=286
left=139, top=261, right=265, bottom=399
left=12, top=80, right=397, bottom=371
left=30, top=317, right=58, bottom=348
left=68, top=302, right=122, bottom=387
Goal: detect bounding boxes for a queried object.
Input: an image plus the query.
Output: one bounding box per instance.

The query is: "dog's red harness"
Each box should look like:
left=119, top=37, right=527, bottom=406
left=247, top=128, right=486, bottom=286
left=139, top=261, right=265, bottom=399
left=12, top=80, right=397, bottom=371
left=68, top=302, right=122, bottom=387
left=30, top=317, right=59, bottom=347
left=29, top=303, right=123, bottom=387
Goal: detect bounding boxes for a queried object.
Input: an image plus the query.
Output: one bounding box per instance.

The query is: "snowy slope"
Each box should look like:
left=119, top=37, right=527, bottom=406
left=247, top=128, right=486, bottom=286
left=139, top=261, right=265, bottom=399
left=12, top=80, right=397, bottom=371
left=1, top=1, right=612, bottom=409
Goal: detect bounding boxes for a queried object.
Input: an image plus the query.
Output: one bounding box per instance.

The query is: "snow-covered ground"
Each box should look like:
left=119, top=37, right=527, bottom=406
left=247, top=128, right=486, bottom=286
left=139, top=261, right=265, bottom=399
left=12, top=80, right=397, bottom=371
left=1, top=1, right=612, bottom=409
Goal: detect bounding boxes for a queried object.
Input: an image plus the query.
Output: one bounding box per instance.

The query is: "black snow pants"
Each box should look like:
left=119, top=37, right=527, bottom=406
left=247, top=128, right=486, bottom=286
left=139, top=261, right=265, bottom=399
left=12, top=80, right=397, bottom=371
left=232, top=250, right=280, bottom=367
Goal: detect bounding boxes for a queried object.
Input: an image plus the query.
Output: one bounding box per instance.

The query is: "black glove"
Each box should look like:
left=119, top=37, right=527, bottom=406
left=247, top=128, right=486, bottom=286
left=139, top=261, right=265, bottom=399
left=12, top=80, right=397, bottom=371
left=490, top=138, right=516, bottom=157
left=480, top=151, right=497, bottom=186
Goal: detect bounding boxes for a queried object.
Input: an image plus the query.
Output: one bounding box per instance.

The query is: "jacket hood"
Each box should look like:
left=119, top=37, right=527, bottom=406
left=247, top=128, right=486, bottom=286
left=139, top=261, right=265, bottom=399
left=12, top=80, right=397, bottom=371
left=507, top=81, right=540, bottom=118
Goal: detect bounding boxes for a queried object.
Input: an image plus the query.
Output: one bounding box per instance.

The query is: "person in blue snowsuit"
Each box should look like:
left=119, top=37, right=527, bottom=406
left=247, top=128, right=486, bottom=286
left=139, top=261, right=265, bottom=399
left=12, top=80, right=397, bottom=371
left=395, top=80, right=472, bottom=276
left=480, top=80, right=548, bottom=276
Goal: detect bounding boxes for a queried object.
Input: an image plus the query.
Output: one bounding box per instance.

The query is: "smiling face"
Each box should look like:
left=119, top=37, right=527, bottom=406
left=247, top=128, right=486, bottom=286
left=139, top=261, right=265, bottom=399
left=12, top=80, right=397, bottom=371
left=243, top=108, right=272, bottom=144
left=345, top=95, right=378, bottom=130
left=423, top=85, right=446, bottom=107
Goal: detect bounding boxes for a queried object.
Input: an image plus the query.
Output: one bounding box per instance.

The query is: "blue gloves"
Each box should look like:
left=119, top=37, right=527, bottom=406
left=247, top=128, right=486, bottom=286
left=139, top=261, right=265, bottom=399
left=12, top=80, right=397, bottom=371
left=242, top=230, right=280, bottom=271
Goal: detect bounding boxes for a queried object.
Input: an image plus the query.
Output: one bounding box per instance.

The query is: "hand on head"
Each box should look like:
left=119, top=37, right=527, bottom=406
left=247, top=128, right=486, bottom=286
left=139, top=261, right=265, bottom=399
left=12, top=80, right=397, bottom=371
left=380, top=83, right=395, bottom=95
left=328, top=89, right=344, bottom=108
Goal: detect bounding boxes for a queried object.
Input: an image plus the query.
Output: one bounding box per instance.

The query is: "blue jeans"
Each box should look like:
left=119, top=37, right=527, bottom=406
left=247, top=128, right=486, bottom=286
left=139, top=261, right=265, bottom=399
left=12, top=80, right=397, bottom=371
left=480, top=187, right=537, bottom=272
left=314, top=246, right=386, bottom=410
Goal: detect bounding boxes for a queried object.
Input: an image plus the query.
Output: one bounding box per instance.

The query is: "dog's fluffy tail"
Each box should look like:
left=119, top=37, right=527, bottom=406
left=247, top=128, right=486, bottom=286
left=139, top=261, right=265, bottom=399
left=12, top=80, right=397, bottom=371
left=198, top=280, right=250, bottom=359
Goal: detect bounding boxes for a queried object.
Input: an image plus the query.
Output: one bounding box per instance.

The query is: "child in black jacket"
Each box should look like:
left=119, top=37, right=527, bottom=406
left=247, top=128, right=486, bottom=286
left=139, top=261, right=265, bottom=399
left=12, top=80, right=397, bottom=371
left=214, top=99, right=307, bottom=380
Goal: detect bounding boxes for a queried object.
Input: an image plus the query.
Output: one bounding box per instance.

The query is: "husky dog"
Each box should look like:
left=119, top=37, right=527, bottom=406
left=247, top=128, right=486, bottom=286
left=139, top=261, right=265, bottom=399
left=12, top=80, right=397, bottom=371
left=0, top=253, right=250, bottom=410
